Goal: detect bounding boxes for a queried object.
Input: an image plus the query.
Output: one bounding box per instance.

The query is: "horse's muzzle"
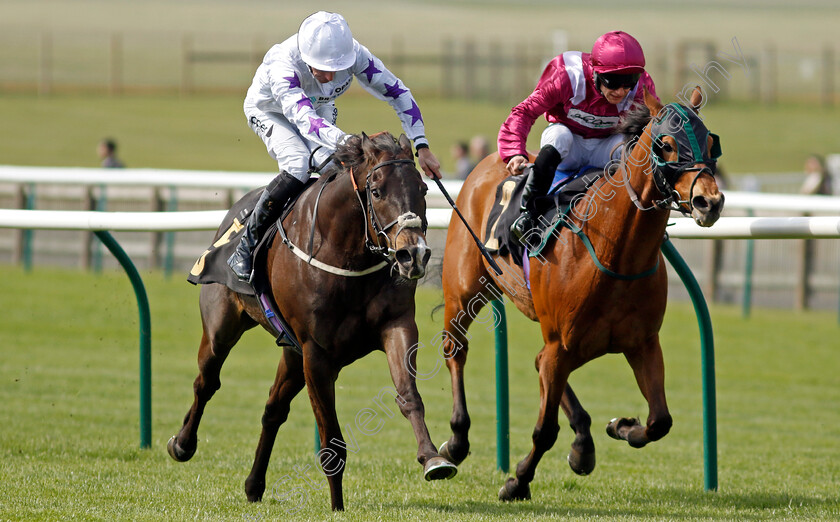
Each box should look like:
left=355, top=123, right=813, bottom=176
left=691, top=192, right=724, bottom=227
left=394, top=241, right=432, bottom=280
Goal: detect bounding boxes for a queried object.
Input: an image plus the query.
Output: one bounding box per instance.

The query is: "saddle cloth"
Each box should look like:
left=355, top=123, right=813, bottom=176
left=186, top=177, right=322, bottom=351
left=483, top=166, right=606, bottom=265
left=187, top=176, right=321, bottom=293
left=187, top=188, right=261, bottom=296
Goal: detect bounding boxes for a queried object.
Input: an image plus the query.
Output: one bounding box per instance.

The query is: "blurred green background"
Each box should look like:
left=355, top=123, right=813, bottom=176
left=1, top=0, right=838, bottom=177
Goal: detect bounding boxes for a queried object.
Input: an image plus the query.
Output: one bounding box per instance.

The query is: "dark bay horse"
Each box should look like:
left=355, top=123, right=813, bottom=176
left=168, top=132, right=456, bottom=511
left=438, top=88, right=724, bottom=500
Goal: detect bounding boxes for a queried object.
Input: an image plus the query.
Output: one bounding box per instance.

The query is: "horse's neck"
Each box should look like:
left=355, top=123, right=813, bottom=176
left=580, top=143, right=669, bottom=271
left=294, top=173, right=372, bottom=262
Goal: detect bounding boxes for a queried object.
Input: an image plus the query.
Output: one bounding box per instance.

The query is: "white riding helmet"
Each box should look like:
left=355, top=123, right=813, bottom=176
left=297, top=11, right=356, bottom=72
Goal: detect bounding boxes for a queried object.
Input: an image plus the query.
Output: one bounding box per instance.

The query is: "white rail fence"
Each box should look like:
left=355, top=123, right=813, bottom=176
left=2, top=166, right=839, bottom=310
left=1, top=209, right=839, bottom=238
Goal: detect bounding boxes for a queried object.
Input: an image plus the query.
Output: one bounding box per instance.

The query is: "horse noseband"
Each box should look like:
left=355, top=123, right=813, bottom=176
left=652, top=162, right=716, bottom=215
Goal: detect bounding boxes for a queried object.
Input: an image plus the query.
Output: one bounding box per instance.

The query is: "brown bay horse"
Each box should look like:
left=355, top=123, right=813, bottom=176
left=168, top=132, right=456, bottom=511
left=438, top=88, right=724, bottom=500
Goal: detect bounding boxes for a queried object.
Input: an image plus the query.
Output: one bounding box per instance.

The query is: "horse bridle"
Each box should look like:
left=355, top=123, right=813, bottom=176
left=349, top=158, right=426, bottom=261
left=620, top=103, right=720, bottom=216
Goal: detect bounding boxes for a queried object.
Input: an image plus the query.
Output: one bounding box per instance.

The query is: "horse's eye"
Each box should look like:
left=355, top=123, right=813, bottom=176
left=662, top=143, right=674, bottom=154
left=370, top=188, right=382, bottom=200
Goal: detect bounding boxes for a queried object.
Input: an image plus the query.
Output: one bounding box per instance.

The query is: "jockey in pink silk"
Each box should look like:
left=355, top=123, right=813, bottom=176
left=499, top=31, right=660, bottom=241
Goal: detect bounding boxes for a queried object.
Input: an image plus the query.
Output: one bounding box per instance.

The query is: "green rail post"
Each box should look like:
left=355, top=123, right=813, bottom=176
left=94, top=231, right=152, bottom=449
left=22, top=183, right=36, bottom=272
left=92, top=184, right=107, bottom=273
left=492, top=299, right=510, bottom=473
left=742, top=238, right=755, bottom=318
left=742, top=209, right=755, bottom=319
left=163, top=186, right=178, bottom=279
left=661, top=238, right=718, bottom=491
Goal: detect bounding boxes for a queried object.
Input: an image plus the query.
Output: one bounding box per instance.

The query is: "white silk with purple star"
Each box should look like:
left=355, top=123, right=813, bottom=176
left=244, top=34, right=429, bottom=153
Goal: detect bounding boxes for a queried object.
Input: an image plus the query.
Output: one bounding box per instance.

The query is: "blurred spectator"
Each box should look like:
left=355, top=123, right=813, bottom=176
left=469, top=134, right=490, bottom=164
left=799, top=154, right=832, bottom=195
left=98, top=138, right=125, bottom=168
left=451, top=141, right=472, bottom=179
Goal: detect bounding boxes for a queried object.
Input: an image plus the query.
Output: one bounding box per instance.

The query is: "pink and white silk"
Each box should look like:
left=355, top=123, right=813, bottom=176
left=497, top=51, right=658, bottom=163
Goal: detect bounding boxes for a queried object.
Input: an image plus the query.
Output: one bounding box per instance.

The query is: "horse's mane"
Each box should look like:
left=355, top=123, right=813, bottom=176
left=615, top=103, right=652, bottom=140
left=333, top=132, right=404, bottom=172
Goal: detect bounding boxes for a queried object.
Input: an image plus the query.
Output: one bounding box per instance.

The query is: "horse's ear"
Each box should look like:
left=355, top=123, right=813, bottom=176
left=643, top=86, right=663, bottom=117
left=689, top=85, right=704, bottom=113
left=398, top=134, right=412, bottom=156
left=360, top=131, right=377, bottom=157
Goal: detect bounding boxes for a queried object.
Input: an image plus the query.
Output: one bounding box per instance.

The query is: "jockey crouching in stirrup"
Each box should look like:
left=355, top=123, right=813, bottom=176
left=498, top=31, right=661, bottom=243
left=229, top=11, right=442, bottom=282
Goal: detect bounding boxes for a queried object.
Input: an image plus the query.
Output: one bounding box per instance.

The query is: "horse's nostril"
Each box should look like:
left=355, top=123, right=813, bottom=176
left=421, top=247, right=431, bottom=267
left=692, top=196, right=709, bottom=210
left=395, top=248, right=413, bottom=266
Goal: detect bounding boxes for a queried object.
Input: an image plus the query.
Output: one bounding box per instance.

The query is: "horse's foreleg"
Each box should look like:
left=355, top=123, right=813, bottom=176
left=244, top=347, right=305, bottom=502
left=168, top=285, right=253, bottom=462
left=383, top=321, right=458, bottom=481
left=561, top=383, right=596, bottom=475
left=303, top=345, right=346, bottom=512
left=438, top=287, right=490, bottom=466
left=607, top=337, right=672, bottom=448
left=499, top=343, right=566, bottom=502
left=438, top=326, right=470, bottom=466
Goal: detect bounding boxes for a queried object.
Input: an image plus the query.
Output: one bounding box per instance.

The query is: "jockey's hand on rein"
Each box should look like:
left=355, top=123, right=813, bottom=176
left=506, top=155, right=528, bottom=176
left=417, top=147, right=442, bottom=179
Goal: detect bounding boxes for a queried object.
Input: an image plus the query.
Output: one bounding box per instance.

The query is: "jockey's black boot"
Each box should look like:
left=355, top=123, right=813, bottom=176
left=228, top=172, right=304, bottom=282
left=510, top=145, right=563, bottom=243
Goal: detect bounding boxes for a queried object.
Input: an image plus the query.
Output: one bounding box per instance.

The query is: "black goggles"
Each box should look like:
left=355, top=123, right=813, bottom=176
left=596, top=72, right=641, bottom=90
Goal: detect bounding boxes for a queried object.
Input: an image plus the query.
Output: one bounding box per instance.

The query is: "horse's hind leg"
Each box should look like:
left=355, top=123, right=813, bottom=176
left=244, top=347, right=305, bottom=502
left=562, top=383, right=596, bottom=475
left=168, top=284, right=256, bottom=462
left=499, top=342, right=567, bottom=501
left=606, top=336, right=672, bottom=448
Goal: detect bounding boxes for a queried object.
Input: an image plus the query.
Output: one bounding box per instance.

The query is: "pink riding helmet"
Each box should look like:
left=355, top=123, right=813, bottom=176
left=591, top=31, right=646, bottom=74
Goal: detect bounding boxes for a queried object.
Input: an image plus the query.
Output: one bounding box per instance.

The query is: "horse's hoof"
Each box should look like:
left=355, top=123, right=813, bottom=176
left=498, top=477, right=530, bottom=501
left=605, top=417, right=640, bottom=440
left=244, top=477, right=265, bottom=503
left=438, top=440, right=469, bottom=466
left=424, top=456, right=458, bottom=481
left=167, top=435, right=196, bottom=462
left=568, top=447, right=596, bottom=476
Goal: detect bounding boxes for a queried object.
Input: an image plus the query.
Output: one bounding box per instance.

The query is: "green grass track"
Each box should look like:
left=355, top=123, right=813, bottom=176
left=1, top=266, right=838, bottom=520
